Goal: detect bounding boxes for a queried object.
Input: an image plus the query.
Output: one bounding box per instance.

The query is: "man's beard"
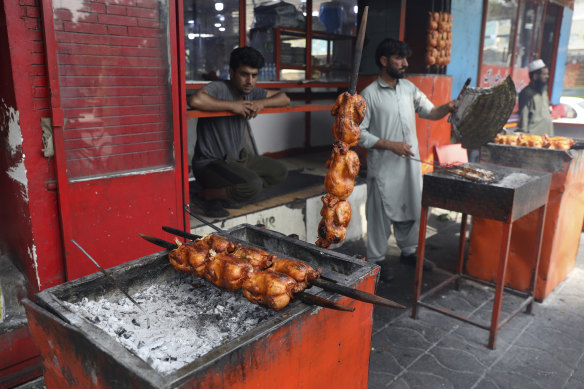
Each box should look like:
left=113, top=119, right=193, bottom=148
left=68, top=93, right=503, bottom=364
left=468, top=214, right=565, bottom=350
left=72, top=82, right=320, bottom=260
left=386, top=64, right=406, bottom=79
left=533, top=78, right=547, bottom=93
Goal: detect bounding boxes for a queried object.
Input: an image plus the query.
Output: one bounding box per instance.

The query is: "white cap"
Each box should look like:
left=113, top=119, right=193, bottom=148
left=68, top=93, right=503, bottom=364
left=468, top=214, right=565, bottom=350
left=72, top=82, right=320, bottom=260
left=528, top=59, right=546, bottom=73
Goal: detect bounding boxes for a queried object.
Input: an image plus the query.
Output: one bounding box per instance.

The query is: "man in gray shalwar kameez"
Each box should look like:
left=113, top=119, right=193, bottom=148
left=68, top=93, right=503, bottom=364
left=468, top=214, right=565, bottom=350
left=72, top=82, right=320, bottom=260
left=358, top=39, right=456, bottom=280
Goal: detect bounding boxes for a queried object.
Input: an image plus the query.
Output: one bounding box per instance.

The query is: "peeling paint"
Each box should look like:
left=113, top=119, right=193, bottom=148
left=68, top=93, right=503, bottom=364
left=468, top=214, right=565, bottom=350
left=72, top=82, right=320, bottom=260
left=1, top=100, right=29, bottom=202
left=28, top=244, right=41, bottom=291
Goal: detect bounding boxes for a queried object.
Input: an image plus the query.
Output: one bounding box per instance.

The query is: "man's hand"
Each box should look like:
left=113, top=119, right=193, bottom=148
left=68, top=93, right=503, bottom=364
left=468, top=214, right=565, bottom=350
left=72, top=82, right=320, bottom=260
left=389, top=141, right=415, bottom=157
left=373, top=139, right=414, bottom=157
left=230, top=100, right=267, bottom=119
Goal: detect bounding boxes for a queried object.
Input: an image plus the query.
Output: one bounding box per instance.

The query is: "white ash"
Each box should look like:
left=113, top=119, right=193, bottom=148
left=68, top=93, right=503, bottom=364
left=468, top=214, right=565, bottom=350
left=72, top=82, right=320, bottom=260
left=493, top=172, right=532, bottom=188
left=61, top=274, right=277, bottom=375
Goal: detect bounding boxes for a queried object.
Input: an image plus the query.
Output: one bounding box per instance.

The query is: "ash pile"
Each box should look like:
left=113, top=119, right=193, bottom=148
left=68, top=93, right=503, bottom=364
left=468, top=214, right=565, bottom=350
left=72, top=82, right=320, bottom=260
left=62, top=273, right=277, bottom=375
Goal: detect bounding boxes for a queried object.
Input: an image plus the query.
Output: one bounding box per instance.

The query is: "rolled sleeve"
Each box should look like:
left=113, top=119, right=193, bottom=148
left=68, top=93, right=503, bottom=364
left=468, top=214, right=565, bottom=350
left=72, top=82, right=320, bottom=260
left=413, top=88, right=434, bottom=119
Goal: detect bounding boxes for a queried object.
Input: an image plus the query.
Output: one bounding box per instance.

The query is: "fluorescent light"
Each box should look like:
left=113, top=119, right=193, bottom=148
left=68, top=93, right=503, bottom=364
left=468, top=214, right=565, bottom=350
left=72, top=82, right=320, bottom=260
left=188, top=33, right=214, bottom=38
left=354, top=5, right=358, bottom=14
left=188, top=19, right=194, bottom=24
left=219, top=27, right=226, bottom=32
left=312, top=10, right=319, bottom=16
left=219, top=15, right=225, bottom=21
left=215, top=2, right=224, bottom=11
left=214, top=23, right=221, bottom=27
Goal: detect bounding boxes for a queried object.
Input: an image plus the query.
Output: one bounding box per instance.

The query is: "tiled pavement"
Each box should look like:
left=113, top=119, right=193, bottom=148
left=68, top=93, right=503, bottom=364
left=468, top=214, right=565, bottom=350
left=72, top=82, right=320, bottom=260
left=338, top=210, right=584, bottom=389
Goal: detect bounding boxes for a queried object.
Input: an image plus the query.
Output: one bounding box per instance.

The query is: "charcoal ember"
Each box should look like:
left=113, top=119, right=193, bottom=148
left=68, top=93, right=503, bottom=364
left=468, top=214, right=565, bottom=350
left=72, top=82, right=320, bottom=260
left=61, top=274, right=277, bottom=375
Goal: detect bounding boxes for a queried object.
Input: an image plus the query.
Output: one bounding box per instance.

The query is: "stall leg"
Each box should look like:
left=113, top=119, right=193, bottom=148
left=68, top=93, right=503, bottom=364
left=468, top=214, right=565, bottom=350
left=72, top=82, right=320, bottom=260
left=455, top=213, right=468, bottom=290
left=488, top=221, right=513, bottom=349
left=527, top=204, right=547, bottom=313
left=412, top=206, right=430, bottom=319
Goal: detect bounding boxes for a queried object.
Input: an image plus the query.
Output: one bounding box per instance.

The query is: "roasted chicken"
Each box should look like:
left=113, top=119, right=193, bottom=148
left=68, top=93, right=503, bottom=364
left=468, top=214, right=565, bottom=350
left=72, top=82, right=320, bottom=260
left=168, top=238, right=214, bottom=276
left=324, top=142, right=360, bottom=200
left=167, top=234, right=326, bottom=311
left=331, top=92, right=366, bottom=147
left=241, top=270, right=297, bottom=311
left=547, top=136, right=575, bottom=150
left=270, top=257, right=322, bottom=292
left=204, top=252, right=254, bottom=291
left=494, top=133, right=519, bottom=146
left=517, top=133, right=546, bottom=148
left=232, top=246, right=275, bottom=270
left=316, top=193, right=352, bottom=248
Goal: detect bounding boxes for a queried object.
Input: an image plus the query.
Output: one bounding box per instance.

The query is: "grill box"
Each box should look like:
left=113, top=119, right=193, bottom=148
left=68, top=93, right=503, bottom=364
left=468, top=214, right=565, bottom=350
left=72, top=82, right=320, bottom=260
left=23, top=224, right=378, bottom=389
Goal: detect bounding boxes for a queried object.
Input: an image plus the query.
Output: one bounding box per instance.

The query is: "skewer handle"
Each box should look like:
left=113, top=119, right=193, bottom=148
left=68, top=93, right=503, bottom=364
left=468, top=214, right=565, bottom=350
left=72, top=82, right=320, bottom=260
left=184, top=204, right=223, bottom=233
left=296, top=292, right=355, bottom=312
left=313, top=278, right=405, bottom=309
left=162, top=226, right=203, bottom=241
left=348, top=6, right=368, bottom=95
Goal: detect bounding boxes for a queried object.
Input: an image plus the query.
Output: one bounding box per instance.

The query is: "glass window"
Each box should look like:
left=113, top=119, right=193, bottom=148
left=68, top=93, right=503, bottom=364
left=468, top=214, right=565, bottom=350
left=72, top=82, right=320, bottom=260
left=312, top=0, right=357, bottom=36
left=482, top=0, right=518, bottom=67
left=52, top=0, right=174, bottom=179
left=514, top=0, right=542, bottom=69
left=184, top=0, right=240, bottom=81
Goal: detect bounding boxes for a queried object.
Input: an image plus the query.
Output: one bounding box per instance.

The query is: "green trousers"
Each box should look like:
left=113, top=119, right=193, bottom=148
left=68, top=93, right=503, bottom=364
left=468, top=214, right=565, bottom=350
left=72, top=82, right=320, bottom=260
left=193, top=149, right=288, bottom=203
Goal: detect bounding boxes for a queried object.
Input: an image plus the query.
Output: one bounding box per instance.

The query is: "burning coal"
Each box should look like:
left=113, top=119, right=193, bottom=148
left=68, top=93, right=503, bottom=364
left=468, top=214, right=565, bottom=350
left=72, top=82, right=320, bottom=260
left=62, top=273, right=277, bottom=374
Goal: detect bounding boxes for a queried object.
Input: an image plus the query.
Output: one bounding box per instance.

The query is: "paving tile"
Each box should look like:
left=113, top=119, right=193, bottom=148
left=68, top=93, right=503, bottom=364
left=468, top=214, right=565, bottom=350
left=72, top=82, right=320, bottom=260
left=400, top=353, right=481, bottom=389
left=483, top=370, right=556, bottom=389
left=489, top=345, right=575, bottom=388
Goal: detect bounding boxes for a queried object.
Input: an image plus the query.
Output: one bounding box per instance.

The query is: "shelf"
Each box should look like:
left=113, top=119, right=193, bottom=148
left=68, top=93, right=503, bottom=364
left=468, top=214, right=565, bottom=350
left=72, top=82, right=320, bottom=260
left=186, top=81, right=348, bottom=90
left=187, top=103, right=334, bottom=118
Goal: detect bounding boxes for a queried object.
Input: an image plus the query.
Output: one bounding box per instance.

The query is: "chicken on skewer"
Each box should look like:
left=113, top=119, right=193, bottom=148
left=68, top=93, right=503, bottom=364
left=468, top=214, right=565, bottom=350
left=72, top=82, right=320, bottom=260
left=155, top=229, right=406, bottom=309
left=160, top=235, right=344, bottom=311
left=323, top=141, right=361, bottom=200
left=316, top=193, right=352, bottom=248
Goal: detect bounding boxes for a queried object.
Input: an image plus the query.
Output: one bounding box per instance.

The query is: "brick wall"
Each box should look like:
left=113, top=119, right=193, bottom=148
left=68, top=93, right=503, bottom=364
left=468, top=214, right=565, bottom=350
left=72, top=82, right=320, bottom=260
left=53, top=0, right=173, bottom=178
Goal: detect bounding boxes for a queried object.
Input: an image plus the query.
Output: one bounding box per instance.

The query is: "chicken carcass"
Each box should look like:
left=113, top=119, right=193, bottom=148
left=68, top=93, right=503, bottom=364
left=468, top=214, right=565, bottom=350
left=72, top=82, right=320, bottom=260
left=241, top=270, right=297, bottom=311
left=270, top=257, right=322, bottom=291
left=331, top=92, right=366, bottom=147
left=232, top=246, right=275, bottom=270
left=316, top=193, right=352, bottom=248
left=547, top=136, right=575, bottom=150
left=324, top=142, right=360, bottom=200
left=168, top=239, right=215, bottom=276
left=494, top=133, right=519, bottom=146
left=517, top=133, right=547, bottom=148
left=204, top=252, right=254, bottom=291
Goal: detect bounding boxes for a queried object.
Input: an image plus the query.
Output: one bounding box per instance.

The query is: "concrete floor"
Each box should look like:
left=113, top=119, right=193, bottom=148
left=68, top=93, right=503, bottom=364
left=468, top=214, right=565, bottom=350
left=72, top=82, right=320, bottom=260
left=333, top=210, right=584, bottom=389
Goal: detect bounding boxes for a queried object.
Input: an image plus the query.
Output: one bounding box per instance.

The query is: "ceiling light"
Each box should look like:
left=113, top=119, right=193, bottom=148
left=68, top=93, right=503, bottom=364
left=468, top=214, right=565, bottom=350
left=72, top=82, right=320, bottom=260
left=215, top=3, right=224, bottom=11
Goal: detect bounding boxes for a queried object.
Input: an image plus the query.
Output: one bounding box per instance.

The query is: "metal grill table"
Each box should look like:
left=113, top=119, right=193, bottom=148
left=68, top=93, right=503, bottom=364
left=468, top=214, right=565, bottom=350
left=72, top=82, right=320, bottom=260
left=411, top=163, right=552, bottom=349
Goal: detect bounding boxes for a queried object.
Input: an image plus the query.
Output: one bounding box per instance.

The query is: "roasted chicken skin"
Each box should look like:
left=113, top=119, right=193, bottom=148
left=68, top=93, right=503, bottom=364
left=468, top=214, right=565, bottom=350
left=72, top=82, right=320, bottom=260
left=201, top=234, right=240, bottom=253
left=324, top=142, right=360, bottom=200
left=168, top=239, right=214, bottom=276
left=331, top=92, right=366, bottom=147
left=232, top=246, right=275, bottom=270
left=316, top=193, right=352, bottom=248
left=547, top=136, right=575, bottom=150
left=494, top=133, right=519, bottom=146
left=517, top=133, right=546, bottom=148
left=241, top=270, right=297, bottom=311
left=204, top=253, right=254, bottom=291
left=269, top=257, right=322, bottom=292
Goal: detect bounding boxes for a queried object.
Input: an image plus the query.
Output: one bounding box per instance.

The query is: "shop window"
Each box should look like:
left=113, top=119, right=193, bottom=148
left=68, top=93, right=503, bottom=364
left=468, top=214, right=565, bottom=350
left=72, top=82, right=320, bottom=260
left=184, top=0, right=240, bottom=81
left=482, top=0, right=518, bottom=68
left=186, top=0, right=356, bottom=83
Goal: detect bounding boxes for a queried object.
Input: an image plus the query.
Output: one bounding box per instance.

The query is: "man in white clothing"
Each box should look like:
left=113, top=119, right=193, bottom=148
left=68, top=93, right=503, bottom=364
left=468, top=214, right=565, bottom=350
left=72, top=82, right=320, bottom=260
left=358, top=38, right=456, bottom=280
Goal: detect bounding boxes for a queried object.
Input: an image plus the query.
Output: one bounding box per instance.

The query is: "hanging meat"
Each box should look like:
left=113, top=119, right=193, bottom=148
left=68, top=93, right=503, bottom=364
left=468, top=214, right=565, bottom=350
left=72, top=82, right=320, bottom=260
left=316, top=92, right=365, bottom=249
left=425, top=11, right=453, bottom=70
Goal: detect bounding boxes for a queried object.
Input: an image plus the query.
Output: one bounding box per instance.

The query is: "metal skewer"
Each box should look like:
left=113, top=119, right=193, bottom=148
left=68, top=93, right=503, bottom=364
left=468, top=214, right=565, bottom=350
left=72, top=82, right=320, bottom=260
left=72, top=240, right=150, bottom=329
left=162, top=224, right=405, bottom=309
left=348, top=6, right=368, bottom=95
left=138, top=234, right=355, bottom=312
